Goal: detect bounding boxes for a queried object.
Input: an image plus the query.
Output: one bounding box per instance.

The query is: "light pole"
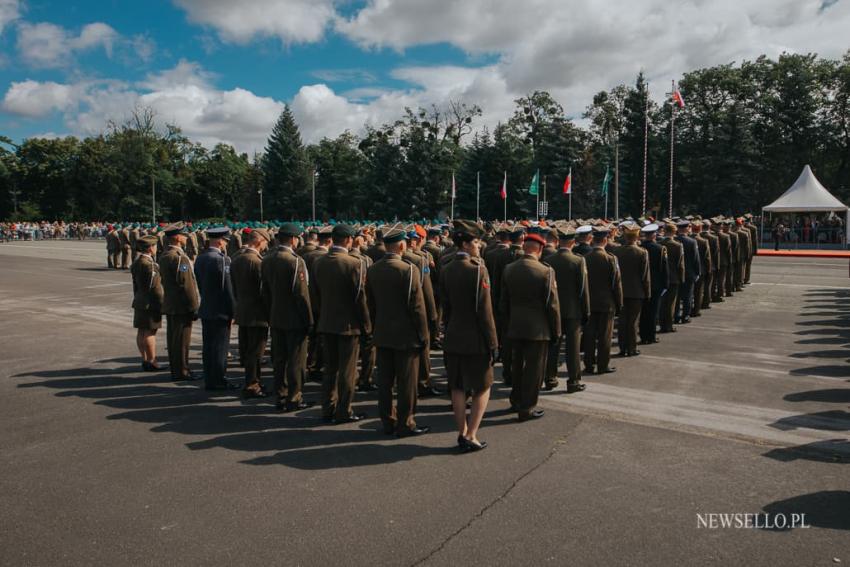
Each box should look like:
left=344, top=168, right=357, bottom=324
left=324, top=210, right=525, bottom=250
left=258, top=186, right=264, bottom=222
left=312, top=168, right=319, bottom=222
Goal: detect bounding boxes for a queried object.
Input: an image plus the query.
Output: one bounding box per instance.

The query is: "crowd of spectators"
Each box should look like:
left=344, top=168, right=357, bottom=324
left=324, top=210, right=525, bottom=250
left=0, top=221, right=111, bottom=242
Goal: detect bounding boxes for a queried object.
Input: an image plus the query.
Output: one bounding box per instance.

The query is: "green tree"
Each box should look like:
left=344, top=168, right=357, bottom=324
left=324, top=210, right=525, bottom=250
left=263, top=105, right=311, bottom=219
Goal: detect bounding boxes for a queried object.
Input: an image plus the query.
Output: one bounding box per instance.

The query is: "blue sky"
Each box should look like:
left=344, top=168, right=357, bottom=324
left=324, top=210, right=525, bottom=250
left=1, top=0, right=848, bottom=154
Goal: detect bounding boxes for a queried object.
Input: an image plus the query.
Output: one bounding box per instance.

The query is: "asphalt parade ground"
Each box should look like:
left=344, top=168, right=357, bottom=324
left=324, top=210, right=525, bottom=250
left=1, top=241, right=848, bottom=566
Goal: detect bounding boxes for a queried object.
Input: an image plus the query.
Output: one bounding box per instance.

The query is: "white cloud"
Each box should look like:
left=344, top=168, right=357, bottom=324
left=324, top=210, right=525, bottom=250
left=2, top=80, right=74, bottom=117
left=16, top=21, right=120, bottom=68
left=1, top=61, right=284, bottom=155
left=174, top=0, right=335, bottom=44
left=0, top=0, right=19, bottom=35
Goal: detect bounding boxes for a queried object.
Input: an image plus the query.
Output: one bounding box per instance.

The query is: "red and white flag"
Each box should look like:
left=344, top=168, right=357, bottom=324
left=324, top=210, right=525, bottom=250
left=672, top=86, right=685, bottom=109
left=500, top=171, right=507, bottom=200
left=563, top=167, right=572, bottom=195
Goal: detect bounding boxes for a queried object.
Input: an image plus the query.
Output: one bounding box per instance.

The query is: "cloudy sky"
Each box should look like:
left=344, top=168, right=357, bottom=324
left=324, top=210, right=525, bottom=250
left=1, top=0, right=848, bottom=154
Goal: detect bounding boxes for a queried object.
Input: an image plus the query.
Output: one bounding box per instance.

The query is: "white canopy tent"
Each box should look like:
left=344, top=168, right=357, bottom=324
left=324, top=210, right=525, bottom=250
left=762, top=165, right=849, bottom=247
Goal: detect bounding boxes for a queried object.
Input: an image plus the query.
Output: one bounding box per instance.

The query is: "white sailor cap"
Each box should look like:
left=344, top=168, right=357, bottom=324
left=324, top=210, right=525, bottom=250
left=640, top=223, right=660, bottom=233
left=576, top=225, right=593, bottom=235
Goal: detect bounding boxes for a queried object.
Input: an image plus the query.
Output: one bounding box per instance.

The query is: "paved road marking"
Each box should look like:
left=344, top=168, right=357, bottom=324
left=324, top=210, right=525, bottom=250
left=541, top=382, right=850, bottom=456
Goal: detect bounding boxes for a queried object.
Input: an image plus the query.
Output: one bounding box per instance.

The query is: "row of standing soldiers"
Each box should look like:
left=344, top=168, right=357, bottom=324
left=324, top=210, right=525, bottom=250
left=128, top=214, right=758, bottom=445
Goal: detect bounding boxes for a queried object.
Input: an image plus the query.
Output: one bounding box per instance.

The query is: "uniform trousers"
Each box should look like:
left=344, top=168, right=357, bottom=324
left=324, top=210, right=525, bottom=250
left=545, top=318, right=583, bottom=384
left=238, top=326, right=268, bottom=390
left=676, top=278, right=695, bottom=322
left=659, top=284, right=679, bottom=332
left=166, top=313, right=194, bottom=380
left=417, top=343, right=433, bottom=390
left=618, top=298, right=643, bottom=354
left=120, top=245, right=131, bottom=269
left=699, top=271, right=714, bottom=310
left=583, top=312, right=614, bottom=372
left=376, top=347, right=420, bottom=434
left=358, top=335, right=375, bottom=387
left=745, top=257, right=753, bottom=284
left=201, top=319, right=230, bottom=387
left=509, top=339, right=547, bottom=417
left=321, top=334, right=360, bottom=420
left=725, top=263, right=736, bottom=296
left=271, top=328, right=308, bottom=403
left=639, top=294, right=662, bottom=343
left=307, top=331, right=324, bottom=379
left=108, top=250, right=120, bottom=269
left=713, top=267, right=727, bottom=300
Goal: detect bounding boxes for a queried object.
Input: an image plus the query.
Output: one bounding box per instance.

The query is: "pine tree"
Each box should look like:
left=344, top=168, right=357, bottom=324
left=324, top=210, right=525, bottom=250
left=263, top=105, right=311, bottom=219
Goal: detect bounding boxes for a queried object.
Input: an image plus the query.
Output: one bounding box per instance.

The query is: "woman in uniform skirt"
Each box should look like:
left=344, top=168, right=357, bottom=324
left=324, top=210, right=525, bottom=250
left=131, top=235, right=165, bottom=371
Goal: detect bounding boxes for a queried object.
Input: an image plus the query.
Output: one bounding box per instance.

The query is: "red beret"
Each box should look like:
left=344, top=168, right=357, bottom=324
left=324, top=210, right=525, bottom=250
left=525, top=233, right=546, bottom=246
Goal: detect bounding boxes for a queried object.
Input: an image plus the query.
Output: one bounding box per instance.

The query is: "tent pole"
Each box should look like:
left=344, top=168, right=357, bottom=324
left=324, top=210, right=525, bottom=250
left=846, top=209, right=849, bottom=249
left=759, top=208, right=764, bottom=252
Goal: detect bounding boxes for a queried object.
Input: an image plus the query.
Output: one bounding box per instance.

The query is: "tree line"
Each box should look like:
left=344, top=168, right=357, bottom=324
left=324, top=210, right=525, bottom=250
left=1, top=52, right=849, bottom=222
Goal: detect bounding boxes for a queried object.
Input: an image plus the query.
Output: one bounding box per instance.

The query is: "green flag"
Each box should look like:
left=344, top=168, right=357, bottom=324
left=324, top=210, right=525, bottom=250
left=529, top=170, right=539, bottom=196
left=601, top=166, right=611, bottom=196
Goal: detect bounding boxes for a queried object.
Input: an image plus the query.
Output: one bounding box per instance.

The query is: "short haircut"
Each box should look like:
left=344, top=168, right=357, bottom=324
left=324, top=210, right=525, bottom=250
left=332, top=234, right=350, bottom=246
left=592, top=234, right=607, bottom=244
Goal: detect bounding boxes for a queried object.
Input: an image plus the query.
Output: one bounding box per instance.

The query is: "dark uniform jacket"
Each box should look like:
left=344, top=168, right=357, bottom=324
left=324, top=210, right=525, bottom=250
left=230, top=247, right=268, bottom=327
left=226, top=231, right=243, bottom=257
left=185, top=232, right=200, bottom=259
left=486, top=244, right=523, bottom=314
left=313, top=247, right=371, bottom=336
left=541, top=244, right=557, bottom=261
left=365, top=242, right=386, bottom=263
left=661, top=237, right=685, bottom=285
left=584, top=247, right=624, bottom=313
left=728, top=231, right=740, bottom=265
left=403, top=249, right=438, bottom=330
left=745, top=223, right=758, bottom=255
left=366, top=253, right=429, bottom=350
left=296, top=241, right=317, bottom=257
left=499, top=256, right=560, bottom=341
left=261, top=245, right=312, bottom=330
left=703, top=231, right=720, bottom=272
left=158, top=245, right=200, bottom=315
left=544, top=248, right=590, bottom=323
left=613, top=244, right=651, bottom=299
left=641, top=240, right=669, bottom=295
left=106, top=230, right=120, bottom=252
left=131, top=253, right=163, bottom=312
left=119, top=227, right=131, bottom=250
left=716, top=231, right=732, bottom=268
left=440, top=253, right=498, bottom=354
left=735, top=228, right=751, bottom=261
left=694, top=234, right=712, bottom=276
left=194, top=247, right=235, bottom=322
left=676, top=235, right=701, bottom=280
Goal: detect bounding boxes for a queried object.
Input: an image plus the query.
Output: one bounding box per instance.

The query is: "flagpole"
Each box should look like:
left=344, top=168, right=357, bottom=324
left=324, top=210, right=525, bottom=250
left=536, top=168, right=540, bottom=221
left=669, top=80, right=675, bottom=217
left=542, top=174, right=547, bottom=220
left=569, top=193, right=572, bottom=220
left=503, top=171, right=507, bottom=222
left=476, top=171, right=480, bottom=221
left=450, top=170, right=455, bottom=220
left=642, top=81, right=649, bottom=217
left=568, top=166, right=572, bottom=220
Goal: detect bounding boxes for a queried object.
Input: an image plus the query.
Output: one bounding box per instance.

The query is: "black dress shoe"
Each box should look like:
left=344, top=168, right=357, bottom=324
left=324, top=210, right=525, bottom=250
left=598, top=367, right=616, bottom=374
left=357, top=383, right=379, bottom=392
left=397, top=425, right=431, bottom=437
left=628, top=350, right=641, bottom=356
left=518, top=409, right=545, bottom=422
left=419, top=386, right=444, bottom=397
left=334, top=413, right=367, bottom=424
left=463, top=439, right=488, bottom=452
left=542, top=381, right=558, bottom=391
left=566, top=383, right=586, bottom=393
left=680, top=318, right=691, bottom=324
left=583, top=367, right=595, bottom=376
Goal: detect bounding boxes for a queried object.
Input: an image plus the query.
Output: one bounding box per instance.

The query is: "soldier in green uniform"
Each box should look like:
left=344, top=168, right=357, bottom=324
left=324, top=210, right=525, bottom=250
left=613, top=224, right=649, bottom=357
left=106, top=225, right=121, bottom=269
left=691, top=220, right=712, bottom=317
left=313, top=224, right=372, bottom=423
left=713, top=219, right=731, bottom=301
left=659, top=222, right=684, bottom=333
left=726, top=220, right=740, bottom=296
left=490, top=226, right=525, bottom=386
left=403, top=226, right=441, bottom=397
left=583, top=226, right=623, bottom=374
left=500, top=231, right=560, bottom=421
left=158, top=222, right=200, bottom=381
left=262, top=223, right=314, bottom=411
left=543, top=226, right=590, bottom=393
left=119, top=224, right=132, bottom=269
left=734, top=218, right=751, bottom=292
left=131, top=235, right=164, bottom=371
left=350, top=234, right=377, bottom=391
left=367, top=224, right=431, bottom=437
left=700, top=219, right=719, bottom=310
left=129, top=224, right=140, bottom=263
left=441, top=220, right=498, bottom=451
left=743, top=214, right=758, bottom=283
left=230, top=228, right=271, bottom=398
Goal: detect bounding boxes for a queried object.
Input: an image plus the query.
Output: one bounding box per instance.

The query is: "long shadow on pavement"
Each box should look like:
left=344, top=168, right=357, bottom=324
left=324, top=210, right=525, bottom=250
left=760, top=491, right=850, bottom=531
